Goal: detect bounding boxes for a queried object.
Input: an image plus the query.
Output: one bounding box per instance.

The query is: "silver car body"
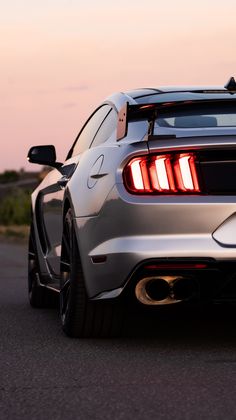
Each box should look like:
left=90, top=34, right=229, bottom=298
left=31, top=85, right=236, bottom=303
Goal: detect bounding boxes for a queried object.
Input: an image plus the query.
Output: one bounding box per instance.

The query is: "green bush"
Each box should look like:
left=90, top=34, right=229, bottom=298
left=0, top=189, right=31, bottom=225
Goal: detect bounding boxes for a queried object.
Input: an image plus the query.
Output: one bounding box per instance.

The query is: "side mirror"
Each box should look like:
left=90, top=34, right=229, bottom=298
left=27, top=145, right=62, bottom=168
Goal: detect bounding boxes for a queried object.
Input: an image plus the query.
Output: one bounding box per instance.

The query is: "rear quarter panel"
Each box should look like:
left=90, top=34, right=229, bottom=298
left=68, top=141, right=149, bottom=217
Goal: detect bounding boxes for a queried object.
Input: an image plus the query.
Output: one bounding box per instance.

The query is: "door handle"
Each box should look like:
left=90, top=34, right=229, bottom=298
left=57, top=176, right=69, bottom=188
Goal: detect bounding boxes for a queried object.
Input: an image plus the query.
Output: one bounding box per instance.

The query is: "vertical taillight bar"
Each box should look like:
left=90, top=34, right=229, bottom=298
left=174, top=154, right=200, bottom=192
left=129, top=158, right=151, bottom=192
left=149, top=156, right=176, bottom=192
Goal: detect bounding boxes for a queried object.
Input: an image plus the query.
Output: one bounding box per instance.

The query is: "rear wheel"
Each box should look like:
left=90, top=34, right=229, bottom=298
left=28, top=223, right=57, bottom=308
left=60, top=209, right=124, bottom=338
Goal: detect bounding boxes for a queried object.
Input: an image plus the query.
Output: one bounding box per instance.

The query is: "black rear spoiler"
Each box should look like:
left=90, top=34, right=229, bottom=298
left=116, top=98, right=236, bottom=141
left=117, top=102, right=160, bottom=141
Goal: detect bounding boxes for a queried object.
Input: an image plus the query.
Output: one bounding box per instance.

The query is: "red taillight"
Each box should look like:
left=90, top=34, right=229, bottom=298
left=174, top=154, right=200, bottom=192
left=128, top=158, right=151, bottom=192
left=124, top=153, right=200, bottom=194
left=149, top=156, right=176, bottom=192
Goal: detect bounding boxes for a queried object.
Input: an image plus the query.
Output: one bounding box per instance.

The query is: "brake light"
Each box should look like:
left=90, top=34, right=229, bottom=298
left=174, top=154, right=200, bottom=192
left=124, top=153, right=200, bottom=194
left=149, top=156, right=176, bottom=192
left=129, top=158, right=151, bottom=192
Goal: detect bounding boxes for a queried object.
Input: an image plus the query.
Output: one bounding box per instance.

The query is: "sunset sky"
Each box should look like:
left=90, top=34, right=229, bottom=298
left=1, top=0, right=236, bottom=171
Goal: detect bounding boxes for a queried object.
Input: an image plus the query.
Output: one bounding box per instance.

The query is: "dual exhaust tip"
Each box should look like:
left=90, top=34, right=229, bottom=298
left=135, top=276, right=198, bottom=306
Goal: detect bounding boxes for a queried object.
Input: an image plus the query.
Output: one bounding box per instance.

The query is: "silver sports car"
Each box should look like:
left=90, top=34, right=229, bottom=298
left=28, top=77, right=236, bottom=337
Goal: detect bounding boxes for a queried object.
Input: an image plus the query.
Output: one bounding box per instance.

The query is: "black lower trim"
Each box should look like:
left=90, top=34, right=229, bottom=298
left=122, top=257, right=236, bottom=302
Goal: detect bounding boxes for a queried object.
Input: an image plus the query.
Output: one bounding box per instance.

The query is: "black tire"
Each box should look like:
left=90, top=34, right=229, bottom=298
left=60, top=209, right=124, bottom=338
left=28, top=223, right=57, bottom=308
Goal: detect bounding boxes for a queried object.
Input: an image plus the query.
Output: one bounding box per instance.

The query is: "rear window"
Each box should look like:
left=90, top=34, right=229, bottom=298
left=155, top=102, right=236, bottom=129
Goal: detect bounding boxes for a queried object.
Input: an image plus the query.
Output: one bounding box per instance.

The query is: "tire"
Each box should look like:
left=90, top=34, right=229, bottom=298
left=60, top=209, right=124, bottom=338
left=28, top=223, right=57, bottom=308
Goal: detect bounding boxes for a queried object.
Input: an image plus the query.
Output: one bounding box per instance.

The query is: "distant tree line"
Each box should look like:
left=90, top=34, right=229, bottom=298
left=0, top=170, right=19, bottom=184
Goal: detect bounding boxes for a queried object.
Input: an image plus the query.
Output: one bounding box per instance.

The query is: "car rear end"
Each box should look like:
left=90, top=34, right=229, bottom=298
left=120, top=139, right=236, bottom=305
left=87, top=88, right=236, bottom=307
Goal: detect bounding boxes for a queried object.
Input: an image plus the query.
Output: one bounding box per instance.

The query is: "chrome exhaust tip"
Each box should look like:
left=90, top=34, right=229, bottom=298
left=135, top=275, right=198, bottom=306
left=135, top=276, right=181, bottom=306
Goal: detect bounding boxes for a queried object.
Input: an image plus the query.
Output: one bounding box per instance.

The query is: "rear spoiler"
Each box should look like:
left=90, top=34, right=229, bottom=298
left=117, top=102, right=160, bottom=141
left=116, top=98, right=236, bottom=141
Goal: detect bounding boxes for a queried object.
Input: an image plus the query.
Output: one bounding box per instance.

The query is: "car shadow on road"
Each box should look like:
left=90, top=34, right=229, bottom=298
left=122, top=303, right=236, bottom=350
left=16, top=297, right=236, bottom=356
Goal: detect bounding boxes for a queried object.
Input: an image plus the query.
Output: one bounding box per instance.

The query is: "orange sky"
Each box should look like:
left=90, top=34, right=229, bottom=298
left=1, top=0, right=236, bottom=171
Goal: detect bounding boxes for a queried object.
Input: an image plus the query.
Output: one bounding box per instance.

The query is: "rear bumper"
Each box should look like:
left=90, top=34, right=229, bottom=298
left=89, top=235, right=236, bottom=300
left=74, top=185, right=236, bottom=299
left=89, top=233, right=236, bottom=260
left=75, top=226, right=236, bottom=299
left=92, top=257, right=236, bottom=303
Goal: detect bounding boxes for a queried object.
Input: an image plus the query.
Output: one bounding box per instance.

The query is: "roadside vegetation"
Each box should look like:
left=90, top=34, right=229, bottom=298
left=0, top=169, right=41, bottom=240
left=0, top=188, right=31, bottom=226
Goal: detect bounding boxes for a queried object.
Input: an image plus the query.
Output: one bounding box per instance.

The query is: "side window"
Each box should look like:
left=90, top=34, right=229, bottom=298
left=90, top=109, right=117, bottom=148
left=71, top=105, right=111, bottom=156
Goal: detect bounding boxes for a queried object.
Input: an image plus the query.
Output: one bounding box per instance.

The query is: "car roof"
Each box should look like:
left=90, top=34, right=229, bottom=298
left=120, top=86, right=236, bottom=105
left=125, top=86, right=226, bottom=98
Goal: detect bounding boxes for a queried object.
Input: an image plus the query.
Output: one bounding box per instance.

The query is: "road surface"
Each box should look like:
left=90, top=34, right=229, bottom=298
left=0, top=240, right=236, bottom=419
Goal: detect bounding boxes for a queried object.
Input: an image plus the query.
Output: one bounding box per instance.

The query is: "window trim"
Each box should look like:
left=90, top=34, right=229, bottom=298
left=89, top=108, right=118, bottom=149
left=66, top=104, right=116, bottom=159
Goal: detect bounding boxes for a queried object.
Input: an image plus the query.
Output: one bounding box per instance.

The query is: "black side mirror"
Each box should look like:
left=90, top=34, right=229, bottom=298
left=27, top=145, right=62, bottom=168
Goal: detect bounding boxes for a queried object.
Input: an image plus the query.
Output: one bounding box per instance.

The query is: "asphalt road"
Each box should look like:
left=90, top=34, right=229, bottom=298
left=1, top=241, right=236, bottom=420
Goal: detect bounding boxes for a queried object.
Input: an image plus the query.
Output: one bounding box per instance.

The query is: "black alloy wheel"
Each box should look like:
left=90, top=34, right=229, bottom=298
left=60, top=208, right=124, bottom=338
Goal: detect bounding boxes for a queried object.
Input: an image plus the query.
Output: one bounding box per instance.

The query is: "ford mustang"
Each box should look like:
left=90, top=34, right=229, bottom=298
left=28, top=77, right=236, bottom=337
